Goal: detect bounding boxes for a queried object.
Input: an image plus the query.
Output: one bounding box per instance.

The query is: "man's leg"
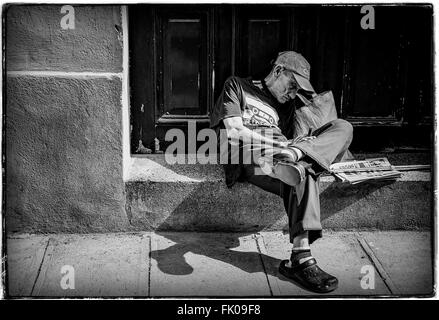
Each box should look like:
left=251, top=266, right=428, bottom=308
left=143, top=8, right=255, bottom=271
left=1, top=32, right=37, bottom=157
left=292, top=119, right=354, bottom=172
left=281, top=173, right=322, bottom=245
left=271, top=118, right=354, bottom=244
left=245, top=120, right=353, bottom=246
left=264, top=119, right=353, bottom=194
left=272, top=167, right=341, bottom=293
left=275, top=119, right=353, bottom=293
left=243, top=165, right=321, bottom=240
left=243, top=165, right=339, bottom=293
left=243, top=120, right=353, bottom=293
left=244, top=167, right=337, bottom=293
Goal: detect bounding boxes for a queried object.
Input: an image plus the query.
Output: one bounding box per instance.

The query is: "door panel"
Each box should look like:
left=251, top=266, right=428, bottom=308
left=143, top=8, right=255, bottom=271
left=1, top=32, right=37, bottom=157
left=235, top=6, right=293, bottom=79
left=156, top=8, right=211, bottom=123
left=344, top=7, right=405, bottom=122
left=246, top=19, right=282, bottom=77
left=163, top=19, right=202, bottom=115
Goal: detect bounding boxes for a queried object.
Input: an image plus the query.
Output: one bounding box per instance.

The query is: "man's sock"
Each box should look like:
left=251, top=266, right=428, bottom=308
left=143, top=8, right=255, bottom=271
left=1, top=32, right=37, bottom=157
left=286, top=248, right=313, bottom=268
left=280, top=148, right=303, bottom=163
left=290, top=147, right=303, bottom=161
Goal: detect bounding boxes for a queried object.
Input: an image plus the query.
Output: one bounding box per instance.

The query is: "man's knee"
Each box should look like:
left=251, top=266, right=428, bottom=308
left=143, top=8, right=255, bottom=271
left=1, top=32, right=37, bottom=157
left=331, top=119, right=353, bottom=138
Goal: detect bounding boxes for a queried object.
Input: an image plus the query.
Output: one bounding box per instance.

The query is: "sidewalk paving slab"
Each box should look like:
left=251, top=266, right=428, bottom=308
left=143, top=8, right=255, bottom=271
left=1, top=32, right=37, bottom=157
left=257, top=231, right=391, bottom=296
left=6, top=231, right=433, bottom=298
left=149, top=232, right=270, bottom=296
left=359, top=231, right=433, bottom=296
left=30, top=233, right=150, bottom=297
left=7, top=235, right=50, bottom=296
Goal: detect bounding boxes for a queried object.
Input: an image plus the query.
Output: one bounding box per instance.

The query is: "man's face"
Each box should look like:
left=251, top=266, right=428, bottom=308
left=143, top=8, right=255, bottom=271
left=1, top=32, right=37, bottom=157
left=271, top=68, right=299, bottom=104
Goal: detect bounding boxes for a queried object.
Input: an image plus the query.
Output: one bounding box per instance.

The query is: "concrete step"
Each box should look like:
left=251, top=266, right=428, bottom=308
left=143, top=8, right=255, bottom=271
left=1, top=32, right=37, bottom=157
left=125, top=154, right=432, bottom=232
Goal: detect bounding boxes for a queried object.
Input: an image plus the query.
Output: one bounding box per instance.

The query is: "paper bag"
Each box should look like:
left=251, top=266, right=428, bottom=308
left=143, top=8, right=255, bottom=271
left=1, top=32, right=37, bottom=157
left=294, top=91, right=354, bottom=161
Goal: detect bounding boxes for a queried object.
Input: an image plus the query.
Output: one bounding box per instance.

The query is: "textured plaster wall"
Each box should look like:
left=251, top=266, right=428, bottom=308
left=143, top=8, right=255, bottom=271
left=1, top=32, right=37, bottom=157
left=6, top=5, right=123, bottom=72
left=6, top=5, right=129, bottom=233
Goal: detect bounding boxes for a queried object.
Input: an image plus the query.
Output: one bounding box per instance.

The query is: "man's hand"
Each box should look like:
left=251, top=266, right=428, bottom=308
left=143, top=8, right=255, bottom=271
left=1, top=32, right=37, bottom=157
left=277, top=141, right=290, bottom=149
left=272, top=135, right=317, bottom=149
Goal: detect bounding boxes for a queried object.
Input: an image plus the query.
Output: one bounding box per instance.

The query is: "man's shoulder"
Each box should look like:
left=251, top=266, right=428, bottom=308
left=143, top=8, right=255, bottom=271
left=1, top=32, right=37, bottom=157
left=224, top=76, right=263, bottom=93
left=225, top=75, right=252, bottom=86
left=225, top=76, right=261, bottom=86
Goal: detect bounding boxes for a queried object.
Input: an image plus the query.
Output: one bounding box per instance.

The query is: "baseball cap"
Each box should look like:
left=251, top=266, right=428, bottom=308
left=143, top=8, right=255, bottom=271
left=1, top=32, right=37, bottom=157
left=274, top=51, right=315, bottom=93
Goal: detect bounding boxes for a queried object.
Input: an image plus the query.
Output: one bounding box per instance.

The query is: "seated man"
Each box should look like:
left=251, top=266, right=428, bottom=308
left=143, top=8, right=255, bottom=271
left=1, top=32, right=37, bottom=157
left=209, top=51, right=353, bottom=293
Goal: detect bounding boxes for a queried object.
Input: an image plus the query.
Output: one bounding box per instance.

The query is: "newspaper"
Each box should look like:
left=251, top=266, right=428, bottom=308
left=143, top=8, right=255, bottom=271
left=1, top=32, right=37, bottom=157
left=329, top=157, right=401, bottom=184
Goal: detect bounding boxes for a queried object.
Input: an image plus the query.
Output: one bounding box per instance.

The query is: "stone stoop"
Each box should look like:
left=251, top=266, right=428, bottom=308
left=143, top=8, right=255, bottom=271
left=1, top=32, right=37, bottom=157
left=125, top=154, right=432, bottom=232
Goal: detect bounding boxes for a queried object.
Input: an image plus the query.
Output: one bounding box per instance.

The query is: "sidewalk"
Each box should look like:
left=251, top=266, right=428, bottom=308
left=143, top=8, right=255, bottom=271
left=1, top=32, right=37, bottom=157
left=6, top=231, right=434, bottom=297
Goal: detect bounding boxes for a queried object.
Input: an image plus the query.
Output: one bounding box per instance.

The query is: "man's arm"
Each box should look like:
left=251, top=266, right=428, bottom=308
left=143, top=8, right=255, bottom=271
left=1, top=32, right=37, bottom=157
left=222, top=116, right=288, bottom=148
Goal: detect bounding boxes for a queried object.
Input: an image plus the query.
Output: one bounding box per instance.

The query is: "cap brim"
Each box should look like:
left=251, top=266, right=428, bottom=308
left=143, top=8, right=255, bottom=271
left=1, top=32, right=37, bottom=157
left=293, top=74, right=315, bottom=93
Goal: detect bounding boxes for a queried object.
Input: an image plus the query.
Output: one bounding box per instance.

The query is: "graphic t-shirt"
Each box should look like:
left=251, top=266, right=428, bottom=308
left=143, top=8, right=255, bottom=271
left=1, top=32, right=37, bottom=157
left=210, top=76, right=282, bottom=131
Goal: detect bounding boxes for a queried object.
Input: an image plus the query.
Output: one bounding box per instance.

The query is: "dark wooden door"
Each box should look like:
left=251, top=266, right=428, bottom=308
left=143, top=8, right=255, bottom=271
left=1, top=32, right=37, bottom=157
left=155, top=7, right=212, bottom=120
left=129, top=4, right=432, bottom=153
left=129, top=5, right=213, bottom=152
left=339, top=6, right=433, bottom=151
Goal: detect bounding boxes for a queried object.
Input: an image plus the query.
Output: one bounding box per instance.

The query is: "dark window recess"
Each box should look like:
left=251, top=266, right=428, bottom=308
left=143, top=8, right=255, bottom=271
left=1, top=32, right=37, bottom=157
left=164, top=19, right=201, bottom=114
left=154, top=8, right=212, bottom=152
left=158, top=14, right=210, bottom=121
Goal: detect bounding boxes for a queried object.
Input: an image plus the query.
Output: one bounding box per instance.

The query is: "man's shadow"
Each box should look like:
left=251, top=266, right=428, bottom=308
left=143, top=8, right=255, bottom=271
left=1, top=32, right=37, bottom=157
left=149, top=231, right=331, bottom=293
left=150, top=231, right=283, bottom=277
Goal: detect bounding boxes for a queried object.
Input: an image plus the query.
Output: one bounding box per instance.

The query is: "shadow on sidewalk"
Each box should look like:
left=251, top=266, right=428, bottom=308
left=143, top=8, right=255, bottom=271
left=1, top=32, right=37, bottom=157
left=150, top=232, right=283, bottom=278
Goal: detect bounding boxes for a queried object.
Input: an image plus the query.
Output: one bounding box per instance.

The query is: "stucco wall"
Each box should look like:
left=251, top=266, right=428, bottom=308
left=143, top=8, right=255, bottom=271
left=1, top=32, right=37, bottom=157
left=6, top=5, right=123, bottom=72
left=5, top=5, right=129, bottom=233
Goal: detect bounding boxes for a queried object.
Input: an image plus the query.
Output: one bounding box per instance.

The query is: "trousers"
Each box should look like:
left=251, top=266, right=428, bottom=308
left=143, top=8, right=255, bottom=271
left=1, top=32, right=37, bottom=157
left=243, top=119, right=353, bottom=244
